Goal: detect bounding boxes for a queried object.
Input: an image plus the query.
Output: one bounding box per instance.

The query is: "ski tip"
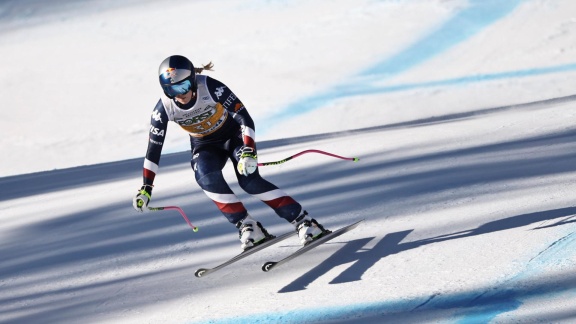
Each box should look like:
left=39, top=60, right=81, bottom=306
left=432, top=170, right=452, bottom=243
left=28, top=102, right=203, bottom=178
left=262, top=262, right=277, bottom=272
left=195, top=268, right=208, bottom=278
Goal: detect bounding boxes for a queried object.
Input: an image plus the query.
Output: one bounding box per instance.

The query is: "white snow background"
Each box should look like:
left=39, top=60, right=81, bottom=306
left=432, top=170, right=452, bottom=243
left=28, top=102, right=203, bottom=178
left=1, top=0, right=576, bottom=323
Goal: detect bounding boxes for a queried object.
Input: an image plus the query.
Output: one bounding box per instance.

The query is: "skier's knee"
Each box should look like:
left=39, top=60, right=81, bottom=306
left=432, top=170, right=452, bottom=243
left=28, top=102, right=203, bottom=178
left=196, top=171, right=228, bottom=192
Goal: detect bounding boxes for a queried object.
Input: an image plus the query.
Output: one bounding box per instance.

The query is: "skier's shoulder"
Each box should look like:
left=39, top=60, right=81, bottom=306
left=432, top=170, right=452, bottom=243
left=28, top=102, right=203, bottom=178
left=156, top=96, right=176, bottom=121
left=158, top=94, right=170, bottom=110
left=203, top=76, right=237, bottom=104
left=203, top=75, right=228, bottom=91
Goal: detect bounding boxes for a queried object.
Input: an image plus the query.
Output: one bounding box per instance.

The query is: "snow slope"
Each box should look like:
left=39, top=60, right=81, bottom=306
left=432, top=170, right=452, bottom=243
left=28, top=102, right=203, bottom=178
left=1, top=0, right=576, bottom=323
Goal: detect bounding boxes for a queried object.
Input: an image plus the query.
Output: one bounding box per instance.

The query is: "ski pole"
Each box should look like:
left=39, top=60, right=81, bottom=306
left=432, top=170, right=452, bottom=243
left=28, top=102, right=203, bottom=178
left=148, top=205, right=199, bottom=232
left=258, top=149, right=359, bottom=167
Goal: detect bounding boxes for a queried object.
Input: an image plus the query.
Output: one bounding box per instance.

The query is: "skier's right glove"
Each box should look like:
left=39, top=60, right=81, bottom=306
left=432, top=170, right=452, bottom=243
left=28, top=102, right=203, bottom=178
left=237, top=147, right=258, bottom=176
left=133, top=185, right=152, bottom=212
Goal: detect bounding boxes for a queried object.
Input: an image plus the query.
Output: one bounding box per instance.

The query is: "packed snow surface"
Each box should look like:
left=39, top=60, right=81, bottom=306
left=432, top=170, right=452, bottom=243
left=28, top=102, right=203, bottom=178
left=1, top=0, right=576, bottom=323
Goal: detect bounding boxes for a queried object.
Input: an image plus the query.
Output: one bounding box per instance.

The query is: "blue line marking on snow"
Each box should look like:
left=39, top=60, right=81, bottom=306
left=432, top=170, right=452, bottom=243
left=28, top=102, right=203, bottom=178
left=191, top=273, right=570, bottom=324
left=261, top=0, right=547, bottom=133
left=361, top=0, right=523, bottom=79
left=452, top=230, right=576, bottom=323
left=339, top=62, right=576, bottom=97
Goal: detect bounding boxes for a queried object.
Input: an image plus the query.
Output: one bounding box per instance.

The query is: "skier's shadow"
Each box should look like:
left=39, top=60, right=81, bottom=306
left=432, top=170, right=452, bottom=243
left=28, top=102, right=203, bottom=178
left=278, top=206, right=576, bottom=293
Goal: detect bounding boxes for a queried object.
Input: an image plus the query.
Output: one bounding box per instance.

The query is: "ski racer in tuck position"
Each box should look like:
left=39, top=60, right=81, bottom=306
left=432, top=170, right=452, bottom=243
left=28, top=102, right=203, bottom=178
left=132, top=55, right=329, bottom=250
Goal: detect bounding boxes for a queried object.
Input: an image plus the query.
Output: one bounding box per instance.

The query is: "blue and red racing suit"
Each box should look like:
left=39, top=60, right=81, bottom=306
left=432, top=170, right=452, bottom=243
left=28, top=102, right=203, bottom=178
left=142, top=75, right=302, bottom=224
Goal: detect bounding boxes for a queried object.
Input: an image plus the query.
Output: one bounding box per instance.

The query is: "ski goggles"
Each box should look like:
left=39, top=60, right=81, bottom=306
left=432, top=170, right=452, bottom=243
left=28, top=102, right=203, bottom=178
left=162, top=79, right=193, bottom=98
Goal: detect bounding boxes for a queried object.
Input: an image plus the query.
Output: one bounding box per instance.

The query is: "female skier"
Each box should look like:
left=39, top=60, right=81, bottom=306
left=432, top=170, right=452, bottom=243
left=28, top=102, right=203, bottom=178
left=132, top=55, right=328, bottom=250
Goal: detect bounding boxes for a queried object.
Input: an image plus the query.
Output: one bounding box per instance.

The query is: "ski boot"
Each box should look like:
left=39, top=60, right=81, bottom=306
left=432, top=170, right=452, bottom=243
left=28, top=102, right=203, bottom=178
left=292, top=211, right=330, bottom=245
left=237, top=215, right=272, bottom=250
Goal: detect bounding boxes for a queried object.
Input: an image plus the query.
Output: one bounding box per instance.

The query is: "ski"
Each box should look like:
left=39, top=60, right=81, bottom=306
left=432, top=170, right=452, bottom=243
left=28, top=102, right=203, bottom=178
left=195, top=231, right=294, bottom=277
left=261, top=219, right=364, bottom=272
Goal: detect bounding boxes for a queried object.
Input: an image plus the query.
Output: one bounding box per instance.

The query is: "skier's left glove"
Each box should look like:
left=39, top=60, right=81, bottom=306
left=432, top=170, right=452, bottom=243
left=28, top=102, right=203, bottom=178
left=133, top=185, right=152, bottom=212
left=237, top=146, right=258, bottom=176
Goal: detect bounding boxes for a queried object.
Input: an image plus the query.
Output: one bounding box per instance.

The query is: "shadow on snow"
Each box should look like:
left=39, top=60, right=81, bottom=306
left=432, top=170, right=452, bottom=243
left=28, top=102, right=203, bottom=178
left=278, top=206, right=576, bottom=293
left=1, top=95, right=576, bottom=323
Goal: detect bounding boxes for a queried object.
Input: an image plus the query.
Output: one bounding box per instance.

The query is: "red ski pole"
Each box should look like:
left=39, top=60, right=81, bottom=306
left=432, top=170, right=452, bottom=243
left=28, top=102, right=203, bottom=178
left=148, top=205, right=199, bottom=232
left=258, top=149, right=359, bottom=166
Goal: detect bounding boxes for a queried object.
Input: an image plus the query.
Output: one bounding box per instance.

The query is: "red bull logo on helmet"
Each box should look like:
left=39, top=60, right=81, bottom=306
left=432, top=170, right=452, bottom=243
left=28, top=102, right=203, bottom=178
left=162, top=68, right=190, bottom=83
left=163, top=67, right=177, bottom=82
